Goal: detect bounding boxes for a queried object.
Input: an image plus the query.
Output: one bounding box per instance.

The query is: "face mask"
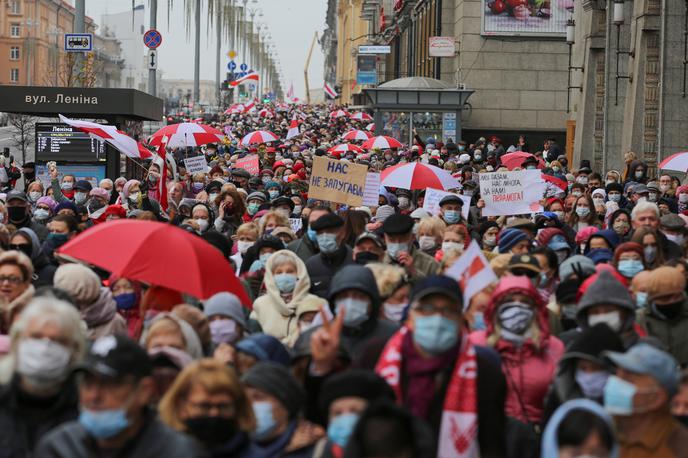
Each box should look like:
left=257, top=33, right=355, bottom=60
left=398, top=197, right=410, bottom=209
left=210, top=319, right=239, bottom=345
left=247, top=202, right=261, bottom=215
left=7, top=205, right=26, bottom=223
left=571, top=190, right=583, bottom=198
left=268, top=190, right=279, bottom=199
left=575, top=369, right=609, bottom=399
left=336, top=297, right=370, bottom=327
left=307, top=227, right=317, bottom=242
left=483, top=235, right=497, bottom=247
left=316, top=232, right=338, bottom=254
left=259, top=252, right=272, bottom=266
left=608, top=193, right=621, bottom=202
left=443, top=210, right=461, bottom=224
left=575, top=207, right=590, bottom=217
left=33, top=208, right=50, bottom=221
left=74, top=192, right=87, bottom=204
left=387, top=242, right=408, bottom=260
left=28, top=191, right=42, bottom=202
left=613, top=220, right=629, bottom=234
left=327, top=413, right=359, bottom=448
left=651, top=300, right=684, bottom=320
left=195, top=219, right=209, bottom=233
left=474, top=154, right=482, bottom=161
left=588, top=310, right=622, bottom=332
left=604, top=375, right=638, bottom=415
left=208, top=193, right=218, bottom=202
left=648, top=192, right=657, bottom=202
left=442, top=241, right=464, bottom=254
left=418, top=236, right=436, bottom=251
left=593, top=198, right=604, bottom=206
left=498, top=302, right=535, bottom=336
left=526, top=165, right=537, bottom=170
left=635, top=291, right=648, bottom=309
left=659, top=184, right=670, bottom=193
left=413, top=314, right=459, bottom=355
left=47, top=232, right=69, bottom=247
left=17, top=338, right=71, bottom=388
left=184, top=416, right=238, bottom=446
left=643, top=246, right=657, bottom=263
left=128, top=192, right=140, bottom=202
left=383, top=302, right=406, bottom=323
left=274, top=273, right=297, bottom=293
left=552, top=166, right=560, bottom=172
left=148, top=173, right=159, bottom=183
left=237, top=240, right=254, bottom=254
left=617, top=259, right=644, bottom=278
left=577, top=176, right=588, bottom=185
left=252, top=401, right=277, bottom=440
left=114, top=293, right=137, bottom=310
left=680, top=194, right=688, bottom=203
left=635, top=170, right=643, bottom=179
left=471, top=311, right=487, bottom=331
left=61, top=182, right=74, bottom=191
left=664, top=233, right=684, bottom=245
left=79, top=408, right=130, bottom=439
left=550, top=211, right=564, bottom=222
left=293, top=205, right=302, bottom=215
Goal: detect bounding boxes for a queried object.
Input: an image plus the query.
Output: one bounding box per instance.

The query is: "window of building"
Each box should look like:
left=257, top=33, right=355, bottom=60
left=10, top=47, right=19, bottom=60
left=10, top=24, right=20, bottom=38
left=9, top=1, right=20, bottom=15
left=10, top=69, right=19, bottom=83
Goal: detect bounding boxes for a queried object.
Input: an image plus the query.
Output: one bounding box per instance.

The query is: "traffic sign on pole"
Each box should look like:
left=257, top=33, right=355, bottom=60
left=148, top=49, right=158, bottom=70
left=64, top=33, right=92, bottom=52
left=240, top=63, right=248, bottom=71
left=143, top=29, right=163, bottom=49
left=228, top=61, right=237, bottom=71
left=228, top=51, right=237, bottom=59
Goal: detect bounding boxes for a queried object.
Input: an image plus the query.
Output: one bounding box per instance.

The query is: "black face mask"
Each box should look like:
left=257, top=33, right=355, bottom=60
left=652, top=300, right=684, bottom=320
left=355, top=251, right=380, bottom=265
left=8, top=206, right=27, bottom=223
left=184, top=416, right=238, bottom=446
left=9, top=243, right=32, bottom=259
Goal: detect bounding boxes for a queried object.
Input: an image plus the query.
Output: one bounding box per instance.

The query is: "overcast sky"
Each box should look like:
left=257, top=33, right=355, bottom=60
left=80, top=0, right=326, bottom=97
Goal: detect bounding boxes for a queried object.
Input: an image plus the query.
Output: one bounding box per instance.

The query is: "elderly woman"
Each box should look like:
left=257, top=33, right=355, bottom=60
left=231, top=222, right=259, bottom=273
left=416, top=216, right=446, bottom=257
left=366, top=263, right=410, bottom=324
left=33, top=196, right=57, bottom=225
left=0, top=298, right=86, bottom=457
left=0, top=250, right=35, bottom=330
left=189, top=172, right=207, bottom=197
left=251, top=250, right=322, bottom=346
left=122, top=179, right=142, bottom=211
left=191, top=204, right=213, bottom=234
left=258, top=210, right=289, bottom=236
left=26, top=181, right=44, bottom=206
left=159, top=359, right=254, bottom=454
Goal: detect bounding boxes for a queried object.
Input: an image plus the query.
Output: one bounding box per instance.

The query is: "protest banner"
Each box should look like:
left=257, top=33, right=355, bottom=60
left=361, top=172, right=381, bottom=207
left=445, top=241, right=498, bottom=307
left=235, top=154, right=260, bottom=175
left=422, top=188, right=471, bottom=220
left=183, top=155, right=209, bottom=174
left=478, top=170, right=545, bottom=217
left=289, top=218, right=303, bottom=234
left=308, top=156, right=367, bottom=206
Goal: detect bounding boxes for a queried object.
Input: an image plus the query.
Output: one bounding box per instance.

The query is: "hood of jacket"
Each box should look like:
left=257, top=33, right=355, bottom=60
left=262, top=249, right=311, bottom=317
left=327, top=264, right=381, bottom=316
left=80, top=287, right=118, bottom=329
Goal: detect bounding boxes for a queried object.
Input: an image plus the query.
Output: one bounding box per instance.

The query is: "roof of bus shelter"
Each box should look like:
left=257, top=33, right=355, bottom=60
left=363, top=77, right=473, bottom=112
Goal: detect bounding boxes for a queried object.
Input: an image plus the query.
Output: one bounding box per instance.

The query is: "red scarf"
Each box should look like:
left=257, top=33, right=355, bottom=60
left=376, top=327, right=480, bottom=458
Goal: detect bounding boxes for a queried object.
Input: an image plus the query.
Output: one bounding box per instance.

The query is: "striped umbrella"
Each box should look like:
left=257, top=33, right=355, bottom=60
left=328, top=143, right=363, bottom=154
left=381, top=162, right=460, bottom=190
left=361, top=135, right=403, bottom=150
left=342, top=130, right=372, bottom=141
left=349, top=112, right=373, bottom=121
left=658, top=152, right=688, bottom=172
left=148, top=122, right=224, bottom=149
left=240, top=130, right=278, bottom=145
left=366, top=123, right=375, bottom=131
left=329, top=109, right=350, bottom=118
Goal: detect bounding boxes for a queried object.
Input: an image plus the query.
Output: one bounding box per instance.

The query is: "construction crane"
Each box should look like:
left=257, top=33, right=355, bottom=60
left=304, top=32, right=319, bottom=104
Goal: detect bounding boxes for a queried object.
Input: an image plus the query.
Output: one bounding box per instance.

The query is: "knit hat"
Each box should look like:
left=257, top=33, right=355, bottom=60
left=647, top=266, right=686, bottom=301
left=55, top=201, right=78, bottom=215
left=373, top=205, right=396, bottom=223
left=559, top=255, right=596, bottom=281
left=560, top=323, right=624, bottom=366
left=235, top=334, right=290, bottom=366
left=53, top=263, right=101, bottom=304
left=319, top=369, right=395, bottom=417
left=89, top=187, right=110, bottom=201
left=612, top=242, right=643, bottom=265
left=242, top=362, right=305, bottom=418
left=497, top=228, right=528, bottom=254
left=247, top=191, right=267, bottom=203
left=203, top=292, right=247, bottom=328
left=575, top=226, right=599, bottom=245
left=577, top=269, right=635, bottom=316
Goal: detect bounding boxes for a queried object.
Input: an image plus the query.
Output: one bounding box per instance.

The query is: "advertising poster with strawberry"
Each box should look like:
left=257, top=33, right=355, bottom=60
left=482, top=0, right=572, bottom=36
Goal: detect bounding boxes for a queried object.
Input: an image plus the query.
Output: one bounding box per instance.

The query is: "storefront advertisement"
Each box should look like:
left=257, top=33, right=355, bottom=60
left=482, top=0, right=571, bottom=37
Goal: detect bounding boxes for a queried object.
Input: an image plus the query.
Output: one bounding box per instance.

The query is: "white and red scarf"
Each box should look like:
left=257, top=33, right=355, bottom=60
left=375, top=327, right=479, bottom=458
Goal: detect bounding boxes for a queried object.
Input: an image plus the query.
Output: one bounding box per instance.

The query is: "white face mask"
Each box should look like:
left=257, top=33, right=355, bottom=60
left=195, top=218, right=209, bottom=232
left=442, top=241, right=464, bottom=254
left=588, top=310, right=622, bottom=332
left=128, top=192, right=140, bottom=202
left=17, top=338, right=72, bottom=389
left=383, top=302, right=406, bottom=323
left=237, top=240, right=254, bottom=254
left=418, top=236, right=436, bottom=251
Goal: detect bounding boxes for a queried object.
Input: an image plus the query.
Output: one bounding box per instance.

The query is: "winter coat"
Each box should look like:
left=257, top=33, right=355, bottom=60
left=251, top=250, right=324, bottom=346
left=16, top=228, right=56, bottom=288
left=2, top=285, right=34, bottom=332
left=35, top=408, right=206, bottom=458
left=288, top=234, right=319, bottom=263
left=305, top=244, right=354, bottom=299
left=0, top=375, right=79, bottom=458
left=80, top=288, right=128, bottom=340
left=638, top=297, right=688, bottom=366
left=382, top=245, right=440, bottom=280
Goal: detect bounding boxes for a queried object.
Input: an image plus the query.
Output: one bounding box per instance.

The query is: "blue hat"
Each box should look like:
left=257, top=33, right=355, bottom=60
left=547, top=234, right=570, bottom=252
left=586, top=248, right=613, bottom=265
left=410, top=275, right=462, bottom=306
left=235, top=334, right=290, bottom=367
left=498, top=228, right=528, bottom=254
left=605, top=343, right=680, bottom=395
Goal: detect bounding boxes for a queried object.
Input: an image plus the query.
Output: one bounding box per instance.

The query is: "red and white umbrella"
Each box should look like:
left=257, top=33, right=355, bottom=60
left=59, top=114, right=152, bottom=159
left=329, top=109, right=350, bottom=118
left=328, top=143, right=363, bottom=154
left=342, top=130, right=372, bottom=141
left=192, top=117, right=204, bottom=123
left=500, top=152, right=545, bottom=171
left=240, top=130, right=278, bottom=146
left=658, top=152, right=688, bottom=172
left=258, top=108, right=274, bottom=118
left=366, top=123, right=375, bottom=131
left=349, top=112, right=373, bottom=122
left=148, top=122, right=225, bottom=148
left=381, top=162, right=460, bottom=190
left=286, top=117, right=300, bottom=140
left=361, top=135, right=403, bottom=150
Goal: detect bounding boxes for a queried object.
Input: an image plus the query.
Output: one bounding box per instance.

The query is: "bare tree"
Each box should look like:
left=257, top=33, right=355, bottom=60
left=8, top=114, right=35, bottom=165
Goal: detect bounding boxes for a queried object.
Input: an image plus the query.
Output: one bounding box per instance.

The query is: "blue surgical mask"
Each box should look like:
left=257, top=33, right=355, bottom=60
left=336, top=297, right=370, bottom=327
left=259, top=252, right=272, bottom=265
left=61, top=182, right=74, bottom=191
left=274, top=273, right=297, bottom=293
left=471, top=311, right=487, bottom=331
left=387, top=242, right=408, bottom=260
left=327, top=413, right=359, bottom=447
left=79, top=408, right=130, bottom=439
left=617, top=259, right=644, bottom=278
left=635, top=291, right=648, bottom=309
left=33, top=208, right=50, bottom=221
left=575, top=207, right=590, bottom=217
left=114, top=293, right=137, bottom=310
left=316, top=232, right=338, bottom=254
left=252, top=401, right=277, bottom=441
left=268, top=190, right=279, bottom=199
left=443, top=210, right=461, bottom=224
left=413, top=314, right=459, bottom=355
left=307, top=227, right=317, bottom=242
left=603, top=375, right=637, bottom=416
left=247, top=202, right=260, bottom=215
left=575, top=369, right=609, bottom=399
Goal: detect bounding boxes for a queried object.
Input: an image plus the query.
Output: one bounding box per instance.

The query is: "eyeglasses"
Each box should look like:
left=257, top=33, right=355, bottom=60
left=0, top=276, right=23, bottom=285
left=412, top=302, right=460, bottom=318
left=188, top=401, right=235, bottom=416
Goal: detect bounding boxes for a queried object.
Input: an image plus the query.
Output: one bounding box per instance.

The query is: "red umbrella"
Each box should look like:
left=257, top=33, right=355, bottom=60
left=328, top=143, right=363, bottom=154
left=57, top=220, right=250, bottom=303
left=148, top=122, right=224, bottom=149
left=241, top=130, right=279, bottom=145
left=361, top=135, right=403, bottom=150
left=342, top=130, right=372, bottom=141
left=500, top=152, right=545, bottom=170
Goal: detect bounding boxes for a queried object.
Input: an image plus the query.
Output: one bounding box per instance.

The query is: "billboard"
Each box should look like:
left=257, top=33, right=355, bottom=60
left=482, top=0, right=570, bottom=37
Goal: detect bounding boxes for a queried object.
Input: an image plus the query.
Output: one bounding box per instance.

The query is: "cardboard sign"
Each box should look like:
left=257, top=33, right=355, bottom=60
left=422, top=188, right=471, bottom=220
left=308, top=157, right=367, bottom=206
left=183, top=155, right=209, bottom=174
left=445, top=241, right=498, bottom=308
left=479, top=170, right=545, bottom=217
left=235, top=154, right=260, bottom=175
left=289, top=218, right=303, bottom=234
left=361, top=172, right=381, bottom=207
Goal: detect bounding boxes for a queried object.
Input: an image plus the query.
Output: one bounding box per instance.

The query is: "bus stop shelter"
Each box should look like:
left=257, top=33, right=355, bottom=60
left=363, top=77, right=473, bottom=145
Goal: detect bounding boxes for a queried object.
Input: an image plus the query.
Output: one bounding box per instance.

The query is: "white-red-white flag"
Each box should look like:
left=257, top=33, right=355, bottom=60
left=59, top=114, right=152, bottom=160
left=286, top=116, right=300, bottom=140
left=445, top=241, right=498, bottom=308
left=324, top=83, right=338, bottom=99
left=230, top=71, right=259, bottom=87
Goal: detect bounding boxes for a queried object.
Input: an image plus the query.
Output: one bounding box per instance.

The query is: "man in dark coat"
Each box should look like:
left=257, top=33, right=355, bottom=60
left=305, top=213, right=354, bottom=299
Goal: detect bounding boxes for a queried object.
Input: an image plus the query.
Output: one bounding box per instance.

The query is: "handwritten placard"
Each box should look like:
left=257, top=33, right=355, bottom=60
left=422, top=188, right=471, bottom=220
left=479, top=170, right=545, bottom=216
left=361, top=172, right=381, bottom=207
left=308, top=156, right=367, bottom=206
left=289, top=217, right=303, bottom=234
left=183, top=155, right=209, bottom=174
left=235, top=154, right=260, bottom=175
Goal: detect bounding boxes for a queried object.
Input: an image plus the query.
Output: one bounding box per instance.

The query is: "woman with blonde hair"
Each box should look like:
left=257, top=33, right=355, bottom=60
left=159, top=358, right=254, bottom=454
left=366, top=262, right=410, bottom=323
left=231, top=222, right=259, bottom=272
left=258, top=210, right=289, bottom=236
left=416, top=216, right=446, bottom=257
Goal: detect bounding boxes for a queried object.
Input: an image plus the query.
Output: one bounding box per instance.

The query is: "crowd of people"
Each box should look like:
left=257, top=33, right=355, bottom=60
left=0, top=103, right=686, bottom=457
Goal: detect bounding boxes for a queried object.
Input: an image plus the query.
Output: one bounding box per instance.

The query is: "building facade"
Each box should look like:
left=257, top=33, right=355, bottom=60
left=100, top=5, right=148, bottom=93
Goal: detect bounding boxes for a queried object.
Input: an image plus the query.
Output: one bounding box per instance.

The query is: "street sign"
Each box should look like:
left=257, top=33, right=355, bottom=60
left=148, top=49, right=158, bottom=70
left=240, top=63, right=248, bottom=71
left=228, top=61, right=237, bottom=71
left=228, top=50, right=237, bottom=59
left=64, top=33, right=92, bottom=52
left=358, top=45, right=391, bottom=54
left=143, top=29, right=163, bottom=49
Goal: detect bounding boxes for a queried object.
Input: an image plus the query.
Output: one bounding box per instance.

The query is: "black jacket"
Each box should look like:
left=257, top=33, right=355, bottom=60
left=305, top=244, right=354, bottom=299
left=287, top=234, right=319, bottom=263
